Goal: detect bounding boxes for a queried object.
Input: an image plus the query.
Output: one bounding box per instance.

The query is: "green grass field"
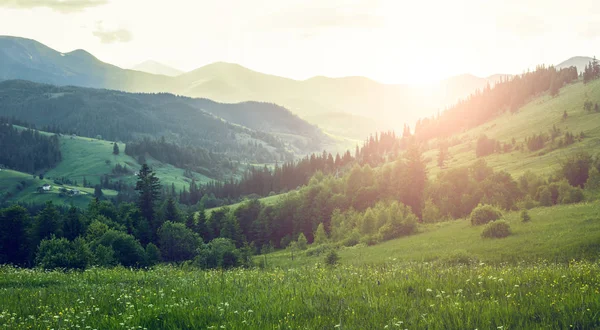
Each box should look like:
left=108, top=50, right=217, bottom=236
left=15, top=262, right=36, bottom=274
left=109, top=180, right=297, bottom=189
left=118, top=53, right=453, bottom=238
left=0, top=260, right=598, bottom=329
left=265, top=202, right=600, bottom=268
left=0, top=169, right=116, bottom=208
left=425, top=79, right=600, bottom=178
left=2, top=133, right=213, bottom=207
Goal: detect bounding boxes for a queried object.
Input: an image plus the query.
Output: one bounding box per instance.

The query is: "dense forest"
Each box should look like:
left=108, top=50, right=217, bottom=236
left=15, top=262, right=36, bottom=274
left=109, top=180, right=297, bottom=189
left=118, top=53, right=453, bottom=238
left=2, top=143, right=599, bottom=270
left=0, top=121, right=61, bottom=173
left=181, top=131, right=399, bottom=205
left=414, top=65, right=581, bottom=140
left=0, top=80, right=321, bottom=170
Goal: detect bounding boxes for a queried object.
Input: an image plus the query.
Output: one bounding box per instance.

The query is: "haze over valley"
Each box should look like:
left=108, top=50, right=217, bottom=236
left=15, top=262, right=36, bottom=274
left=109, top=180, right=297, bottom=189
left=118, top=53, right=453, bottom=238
left=1, top=1, right=600, bottom=329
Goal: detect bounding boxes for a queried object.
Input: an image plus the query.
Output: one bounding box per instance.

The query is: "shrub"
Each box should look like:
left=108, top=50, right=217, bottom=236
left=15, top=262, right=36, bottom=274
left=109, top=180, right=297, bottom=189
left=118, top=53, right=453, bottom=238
left=36, top=237, right=92, bottom=270
left=158, top=221, right=200, bottom=262
left=341, top=231, right=360, bottom=247
left=305, top=243, right=333, bottom=257
left=521, top=210, right=531, bottom=222
left=145, top=243, right=161, bottom=266
left=537, top=186, right=553, bottom=206
left=359, top=234, right=380, bottom=246
left=481, top=220, right=511, bottom=238
left=93, top=230, right=147, bottom=267
left=297, top=233, right=308, bottom=250
left=585, top=167, right=600, bottom=190
left=422, top=199, right=443, bottom=223
left=195, top=238, right=241, bottom=269
left=324, top=250, right=340, bottom=266
left=470, top=204, right=502, bottom=226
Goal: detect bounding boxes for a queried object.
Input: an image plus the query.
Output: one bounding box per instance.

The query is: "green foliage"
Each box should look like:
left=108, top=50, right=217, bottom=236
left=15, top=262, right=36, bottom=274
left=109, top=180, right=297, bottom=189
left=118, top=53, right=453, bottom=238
left=35, top=237, right=91, bottom=270
left=481, top=220, right=511, bottom=238
left=296, top=233, right=308, bottom=250
left=145, top=243, right=161, bottom=266
left=585, top=167, right=600, bottom=190
left=0, top=205, right=30, bottom=265
left=520, top=210, right=531, bottom=222
left=195, top=238, right=242, bottom=269
left=561, top=152, right=592, bottom=188
left=93, top=230, right=146, bottom=267
left=537, top=186, right=553, bottom=206
left=422, top=199, right=443, bottom=223
left=470, top=204, right=502, bottom=226
left=157, top=221, right=200, bottom=262
left=313, top=223, right=328, bottom=245
left=324, top=250, right=340, bottom=266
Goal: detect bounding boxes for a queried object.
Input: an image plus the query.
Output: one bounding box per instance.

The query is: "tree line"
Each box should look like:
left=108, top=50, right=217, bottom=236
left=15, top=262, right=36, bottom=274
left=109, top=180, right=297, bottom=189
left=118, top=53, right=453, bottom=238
left=0, top=122, right=61, bottom=173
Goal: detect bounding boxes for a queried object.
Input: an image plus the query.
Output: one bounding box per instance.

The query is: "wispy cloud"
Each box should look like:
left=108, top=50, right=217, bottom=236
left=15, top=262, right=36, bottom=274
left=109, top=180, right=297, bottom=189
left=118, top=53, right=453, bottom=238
left=0, top=0, right=108, bottom=13
left=92, top=27, right=132, bottom=44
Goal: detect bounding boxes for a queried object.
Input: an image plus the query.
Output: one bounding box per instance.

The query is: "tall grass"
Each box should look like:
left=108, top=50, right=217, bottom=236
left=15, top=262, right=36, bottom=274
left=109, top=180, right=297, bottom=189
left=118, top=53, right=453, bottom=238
left=0, top=261, right=599, bottom=329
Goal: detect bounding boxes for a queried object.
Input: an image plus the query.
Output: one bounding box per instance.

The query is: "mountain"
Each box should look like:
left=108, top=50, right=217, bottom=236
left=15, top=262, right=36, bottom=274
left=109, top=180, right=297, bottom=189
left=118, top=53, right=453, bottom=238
left=0, top=80, right=327, bottom=167
left=0, top=35, right=169, bottom=91
left=0, top=35, right=583, bottom=141
left=556, top=56, right=594, bottom=74
left=131, top=60, right=183, bottom=77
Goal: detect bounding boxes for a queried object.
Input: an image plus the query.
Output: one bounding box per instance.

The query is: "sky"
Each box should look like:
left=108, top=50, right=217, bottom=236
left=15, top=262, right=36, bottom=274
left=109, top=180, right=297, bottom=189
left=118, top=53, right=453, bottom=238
left=0, top=0, right=598, bottom=84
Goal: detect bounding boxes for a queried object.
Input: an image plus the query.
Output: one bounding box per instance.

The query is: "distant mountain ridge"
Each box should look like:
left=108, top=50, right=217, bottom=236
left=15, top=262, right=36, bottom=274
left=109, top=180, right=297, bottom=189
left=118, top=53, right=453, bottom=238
left=131, top=60, right=183, bottom=77
left=0, top=80, right=327, bottom=165
left=0, top=35, right=587, bottom=140
left=556, top=56, right=595, bottom=74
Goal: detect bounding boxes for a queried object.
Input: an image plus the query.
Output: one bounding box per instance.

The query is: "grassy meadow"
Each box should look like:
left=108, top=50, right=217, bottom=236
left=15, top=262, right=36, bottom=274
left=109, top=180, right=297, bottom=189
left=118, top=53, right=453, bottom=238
left=424, top=79, right=600, bottom=178
left=0, top=261, right=598, bottom=329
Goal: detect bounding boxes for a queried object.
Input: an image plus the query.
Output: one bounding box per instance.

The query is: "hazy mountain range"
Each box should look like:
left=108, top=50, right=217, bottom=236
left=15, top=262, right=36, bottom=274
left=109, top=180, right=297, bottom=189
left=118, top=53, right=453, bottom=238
left=0, top=35, right=591, bottom=139
left=131, top=60, right=183, bottom=77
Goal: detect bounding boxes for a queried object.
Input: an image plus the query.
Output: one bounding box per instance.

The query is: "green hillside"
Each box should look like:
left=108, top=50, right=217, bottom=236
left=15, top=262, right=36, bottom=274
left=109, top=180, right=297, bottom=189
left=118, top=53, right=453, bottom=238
left=264, top=202, right=600, bottom=268
left=0, top=168, right=116, bottom=208
left=1, top=131, right=214, bottom=207
left=425, top=78, right=600, bottom=178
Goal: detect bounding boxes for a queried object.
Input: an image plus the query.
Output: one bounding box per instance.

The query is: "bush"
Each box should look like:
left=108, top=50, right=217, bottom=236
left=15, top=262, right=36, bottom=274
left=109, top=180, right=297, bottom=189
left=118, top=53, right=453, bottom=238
left=585, top=167, right=600, bottom=190
left=158, top=221, right=200, bottom=262
left=145, top=243, right=161, bottom=266
left=324, top=250, right=340, bottom=266
left=470, top=204, right=502, bottom=226
left=520, top=210, right=531, bottom=223
left=36, top=237, right=92, bottom=270
left=481, top=220, right=511, bottom=238
left=305, top=243, right=333, bottom=257
left=93, top=230, right=147, bottom=267
left=341, top=231, right=360, bottom=247
left=537, top=186, right=553, bottom=206
left=359, top=234, right=380, bottom=246
left=195, top=238, right=241, bottom=269
left=296, top=233, right=308, bottom=250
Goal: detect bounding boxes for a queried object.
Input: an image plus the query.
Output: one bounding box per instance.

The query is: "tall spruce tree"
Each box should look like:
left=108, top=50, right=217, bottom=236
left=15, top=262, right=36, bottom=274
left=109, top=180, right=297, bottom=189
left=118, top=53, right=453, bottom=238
left=135, top=164, right=161, bottom=238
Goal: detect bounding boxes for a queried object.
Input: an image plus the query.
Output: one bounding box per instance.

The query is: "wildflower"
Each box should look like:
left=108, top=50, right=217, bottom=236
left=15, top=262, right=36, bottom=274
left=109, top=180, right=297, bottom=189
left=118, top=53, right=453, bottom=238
left=426, top=288, right=432, bottom=292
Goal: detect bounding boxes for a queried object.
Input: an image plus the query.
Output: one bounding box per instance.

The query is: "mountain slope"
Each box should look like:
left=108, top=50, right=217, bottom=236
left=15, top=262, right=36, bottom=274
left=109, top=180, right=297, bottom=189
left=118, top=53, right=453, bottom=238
left=131, top=60, right=183, bottom=77
left=0, top=35, right=169, bottom=91
left=0, top=80, right=328, bottom=166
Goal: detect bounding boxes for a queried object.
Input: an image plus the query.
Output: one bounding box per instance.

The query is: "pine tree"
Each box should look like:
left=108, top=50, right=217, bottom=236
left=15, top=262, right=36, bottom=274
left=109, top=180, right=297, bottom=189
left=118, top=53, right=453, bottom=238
left=113, top=142, right=119, bottom=155
left=135, top=164, right=161, bottom=238
left=313, top=223, right=328, bottom=245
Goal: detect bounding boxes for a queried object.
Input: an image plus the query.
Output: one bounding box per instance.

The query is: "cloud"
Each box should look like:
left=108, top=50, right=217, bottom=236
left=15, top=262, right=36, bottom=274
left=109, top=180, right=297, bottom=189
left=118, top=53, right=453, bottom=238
left=0, top=0, right=108, bottom=13
left=92, top=28, right=132, bottom=44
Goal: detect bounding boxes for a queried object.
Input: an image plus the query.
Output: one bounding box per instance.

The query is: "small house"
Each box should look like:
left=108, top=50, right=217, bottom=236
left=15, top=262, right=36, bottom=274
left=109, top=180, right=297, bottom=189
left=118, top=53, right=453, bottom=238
left=71, top=189, right=80, bottom=195
left=42, top=184, right=51, bottom=191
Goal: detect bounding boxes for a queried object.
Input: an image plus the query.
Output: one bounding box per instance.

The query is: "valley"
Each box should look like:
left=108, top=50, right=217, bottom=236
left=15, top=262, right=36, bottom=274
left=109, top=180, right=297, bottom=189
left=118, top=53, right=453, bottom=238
left=0, top=4, right=599, bottom=326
